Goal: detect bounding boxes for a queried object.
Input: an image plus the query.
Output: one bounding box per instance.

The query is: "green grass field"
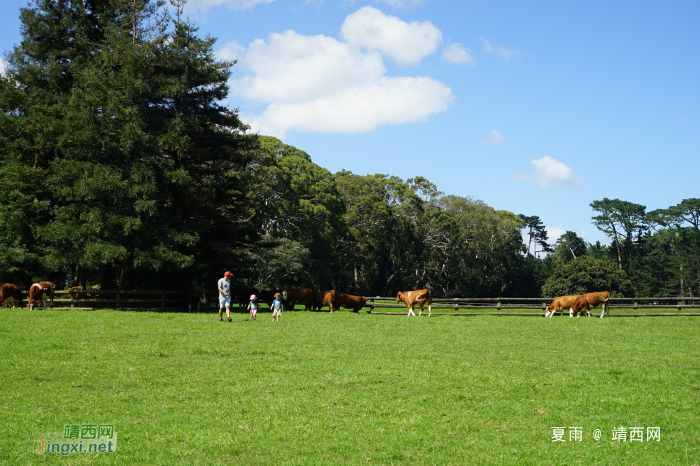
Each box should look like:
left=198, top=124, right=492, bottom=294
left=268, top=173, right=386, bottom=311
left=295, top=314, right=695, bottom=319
left=1, top=308, right=699, bottom=465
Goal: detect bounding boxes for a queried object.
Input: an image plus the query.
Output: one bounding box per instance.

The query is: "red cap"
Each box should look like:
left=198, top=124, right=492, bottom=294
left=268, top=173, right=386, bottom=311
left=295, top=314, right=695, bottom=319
left=224, top=271, right=233, bottom=277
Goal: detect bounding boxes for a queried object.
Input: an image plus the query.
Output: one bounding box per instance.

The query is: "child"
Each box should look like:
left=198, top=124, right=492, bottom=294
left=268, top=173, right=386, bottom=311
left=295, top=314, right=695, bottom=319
left=247, top=294, right=259, bottom=321
left=270, top=292, right=284, bottom=322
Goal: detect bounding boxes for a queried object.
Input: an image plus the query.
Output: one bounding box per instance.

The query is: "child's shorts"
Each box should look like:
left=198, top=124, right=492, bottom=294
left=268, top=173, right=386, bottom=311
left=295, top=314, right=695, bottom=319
left=272, top=308, right=282, bottom=317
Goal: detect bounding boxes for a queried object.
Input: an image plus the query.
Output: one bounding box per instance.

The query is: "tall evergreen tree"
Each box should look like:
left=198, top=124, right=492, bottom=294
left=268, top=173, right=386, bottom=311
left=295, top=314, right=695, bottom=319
left=0, top=0, right=258, bottom=289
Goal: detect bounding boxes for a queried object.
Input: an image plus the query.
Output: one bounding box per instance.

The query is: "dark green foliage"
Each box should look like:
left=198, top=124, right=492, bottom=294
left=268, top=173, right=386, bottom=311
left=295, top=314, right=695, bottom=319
left=542, top=255, right=633, bottom=297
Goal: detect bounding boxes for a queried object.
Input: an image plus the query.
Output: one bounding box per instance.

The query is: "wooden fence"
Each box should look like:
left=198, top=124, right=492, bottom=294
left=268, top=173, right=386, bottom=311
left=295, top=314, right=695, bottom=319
left=17, top=290, right=205, bottom=312
left=365, top=296, right=700, bottom=317
left=10, top=290, right=700, bottom=316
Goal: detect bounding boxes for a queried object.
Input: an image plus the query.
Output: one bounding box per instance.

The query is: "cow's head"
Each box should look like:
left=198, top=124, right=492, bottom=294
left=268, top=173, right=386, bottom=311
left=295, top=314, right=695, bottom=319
left=199, top=292, right=206, bottom=304
left=396, top=292, right=402, bottom=303
left=282, top=290, right=288, bottom=301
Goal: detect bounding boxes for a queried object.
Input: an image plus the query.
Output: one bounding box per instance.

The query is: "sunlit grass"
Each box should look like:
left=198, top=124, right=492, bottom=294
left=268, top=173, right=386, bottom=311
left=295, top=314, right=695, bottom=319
left=1, top=309, right=698, bottom=465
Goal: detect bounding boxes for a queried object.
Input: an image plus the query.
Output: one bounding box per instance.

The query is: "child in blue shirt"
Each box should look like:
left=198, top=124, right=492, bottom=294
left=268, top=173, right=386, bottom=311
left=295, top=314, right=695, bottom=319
left=271, top=292, right=283, bottom=322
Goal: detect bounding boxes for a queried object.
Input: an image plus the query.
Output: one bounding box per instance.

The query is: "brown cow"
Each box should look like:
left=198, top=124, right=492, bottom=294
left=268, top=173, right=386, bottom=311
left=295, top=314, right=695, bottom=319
left=571, top=291, right=610, bottom=318
left=397, top=289, right=433, bottom=317
left=313, top=290, right=337, bottom=312
left=29, top=283, right=47, bottom=310
left=0, top=283, right=24, bottom=309
left=335, top=292, right=367, bottom=312
left=282, top=288, right=314, bottom=311
left=187, top=287, right=206, bottom=312
left=67, top=286, right=84, bottom=299
left=544, top=295, right=578, bottom=318
left=27, top=282, right=55, bottom=310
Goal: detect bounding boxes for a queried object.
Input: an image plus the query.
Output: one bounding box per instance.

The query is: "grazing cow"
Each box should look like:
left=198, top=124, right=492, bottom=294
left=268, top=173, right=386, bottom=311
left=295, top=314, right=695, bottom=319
left=571, top=291, right=611, bottom=318
left=397, top=289, right=433, bottom=317
left=187, top=287, right=206, bottom=312
left=313, top=290, right=337, bottom=312
left=544, top=295, right=578, bottom=318
left=29, top=283, right=48, bottom=310
left=282, top=288, right=314, bottom=311
left=67, top=286, right=84, bottom=299
left=335, top=292, right=368, bottom=312
left=0, top=283, right=24, bottom=309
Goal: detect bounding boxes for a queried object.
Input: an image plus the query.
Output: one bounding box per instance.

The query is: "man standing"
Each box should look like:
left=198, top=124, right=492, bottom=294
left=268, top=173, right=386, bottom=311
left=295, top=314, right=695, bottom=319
left=218, top=271, right=234, bottom=322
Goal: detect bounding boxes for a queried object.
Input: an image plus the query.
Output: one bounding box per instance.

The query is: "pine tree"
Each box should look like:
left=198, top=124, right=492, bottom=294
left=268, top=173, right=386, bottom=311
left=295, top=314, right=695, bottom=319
left=0, top=0, right=259, bottom=289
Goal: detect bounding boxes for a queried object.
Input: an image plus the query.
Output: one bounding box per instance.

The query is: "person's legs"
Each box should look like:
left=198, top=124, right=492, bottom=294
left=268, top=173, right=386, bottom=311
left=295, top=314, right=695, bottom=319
left=219, top=307, right=223, bottom=320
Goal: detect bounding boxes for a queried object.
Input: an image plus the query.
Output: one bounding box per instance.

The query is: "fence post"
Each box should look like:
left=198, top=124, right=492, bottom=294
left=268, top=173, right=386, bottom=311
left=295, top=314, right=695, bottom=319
left=370, top=298, right=375, bottom=314
left=678, top=300, right=682, bottom=315
left=71, top=293, right=75, bottom=309
left=161, top=290, right=166, bottom=311
left=497, top=298, right=501, bottom=315
left=116, top=292, right=121, bottom=310
left=454, top=299, right=459, bottom=315
left=542, top=302, right=546, bottom=316
left=634, top=300, right=638, bottom=316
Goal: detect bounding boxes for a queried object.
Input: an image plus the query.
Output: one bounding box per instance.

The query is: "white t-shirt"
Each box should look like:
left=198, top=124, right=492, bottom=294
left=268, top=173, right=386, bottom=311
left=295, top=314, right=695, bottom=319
left=217, top=278, right=231, bottom=299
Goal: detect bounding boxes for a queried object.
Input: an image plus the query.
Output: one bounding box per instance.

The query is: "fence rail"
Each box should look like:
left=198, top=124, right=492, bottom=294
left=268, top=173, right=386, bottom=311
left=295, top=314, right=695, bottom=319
left=365, top=296, right=700, bottom=317
left=6, top=290, right=700, bottom=316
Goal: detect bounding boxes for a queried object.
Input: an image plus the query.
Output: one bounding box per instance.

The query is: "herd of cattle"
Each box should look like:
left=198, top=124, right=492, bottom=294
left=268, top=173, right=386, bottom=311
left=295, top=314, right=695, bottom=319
left=545, top=291, right=610, bottom=318
left=0, top=281, right=65, bottom=310
left=1, top=281, right=609, bottom=318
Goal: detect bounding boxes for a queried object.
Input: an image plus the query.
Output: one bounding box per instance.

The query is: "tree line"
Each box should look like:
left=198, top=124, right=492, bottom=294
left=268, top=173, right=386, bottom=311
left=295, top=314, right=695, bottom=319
left=1, top=0, right=698, bottom=298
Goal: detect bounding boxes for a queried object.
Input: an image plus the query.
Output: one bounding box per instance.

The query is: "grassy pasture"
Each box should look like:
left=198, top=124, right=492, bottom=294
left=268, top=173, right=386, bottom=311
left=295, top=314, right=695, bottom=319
left=1, top=308, right=699, bottom=465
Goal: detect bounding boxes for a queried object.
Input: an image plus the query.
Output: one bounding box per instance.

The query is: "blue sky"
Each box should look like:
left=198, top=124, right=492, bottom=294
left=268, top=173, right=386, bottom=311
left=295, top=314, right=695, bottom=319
left=2, top=0, right=698, bottom=250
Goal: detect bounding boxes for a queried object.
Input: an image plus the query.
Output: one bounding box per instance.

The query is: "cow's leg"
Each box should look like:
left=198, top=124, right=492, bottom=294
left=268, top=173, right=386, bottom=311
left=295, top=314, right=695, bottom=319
left=600, top=304, right=606, bottom=318
left=188, top=304, right=192, bottom=313
left=407, top=306, right=416, bottom=317
left=569, top=308, right=574, bottom=318
left=418, top=302, right=423, bottom=316
left=428, top=303, right=432, bottom=317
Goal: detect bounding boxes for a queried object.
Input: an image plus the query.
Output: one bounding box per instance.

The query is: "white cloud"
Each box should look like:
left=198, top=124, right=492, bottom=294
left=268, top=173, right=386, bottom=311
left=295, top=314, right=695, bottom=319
left=515, top=156, right=585, bottom=189
left=441, top=42, right=475, bottom=66
left=184, top=0, right=274, bottom=14
left=479, top=36, right=521, bottom=61
left=484, top=129, right=504, bottom=144
left=215, top=40, right=246, bottom=62
left=243, top=76, right=452, bottom=137
left=340, top=7, right=441, bottom=66
left=228, top=12, right=453, bottom=139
